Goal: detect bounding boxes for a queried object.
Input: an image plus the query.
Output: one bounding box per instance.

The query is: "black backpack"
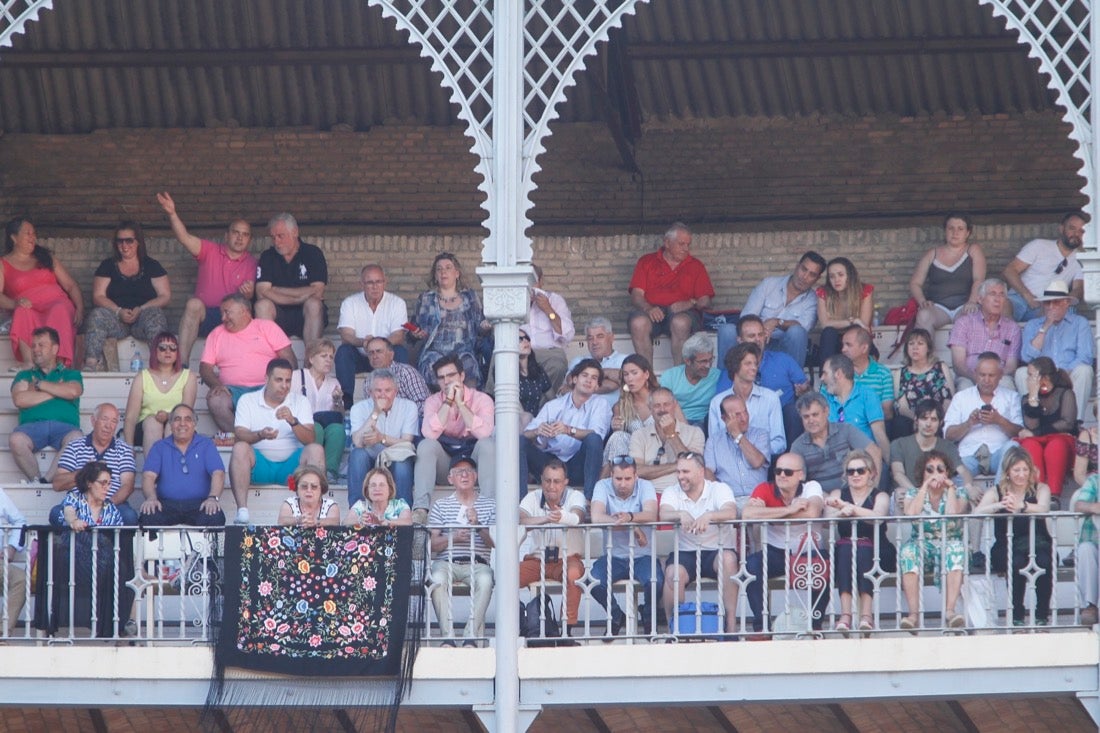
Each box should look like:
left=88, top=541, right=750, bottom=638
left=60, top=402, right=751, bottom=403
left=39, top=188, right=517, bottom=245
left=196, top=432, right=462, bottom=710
left=519, top=593, right=560, bottom=642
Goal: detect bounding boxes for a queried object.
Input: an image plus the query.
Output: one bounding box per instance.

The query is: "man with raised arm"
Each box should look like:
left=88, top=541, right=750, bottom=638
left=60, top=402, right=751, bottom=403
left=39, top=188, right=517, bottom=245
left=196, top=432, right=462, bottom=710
left=156, top=191, right=257, bottom=365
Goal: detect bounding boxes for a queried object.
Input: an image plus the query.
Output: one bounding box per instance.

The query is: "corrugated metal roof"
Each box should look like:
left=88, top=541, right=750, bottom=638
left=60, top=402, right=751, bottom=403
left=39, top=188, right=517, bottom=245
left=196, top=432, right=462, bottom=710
left=0, top=0, right=1059, bottom=134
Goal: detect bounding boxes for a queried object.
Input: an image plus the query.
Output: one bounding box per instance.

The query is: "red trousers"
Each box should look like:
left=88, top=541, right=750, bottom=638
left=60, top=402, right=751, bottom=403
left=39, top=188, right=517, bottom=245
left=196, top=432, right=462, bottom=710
left=1019, top=433, right=1075, bottom=496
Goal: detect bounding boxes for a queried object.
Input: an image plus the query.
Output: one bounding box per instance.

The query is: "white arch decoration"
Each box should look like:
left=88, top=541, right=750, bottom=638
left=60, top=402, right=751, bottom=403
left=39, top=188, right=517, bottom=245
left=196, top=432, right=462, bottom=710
left=0, top=0, right=51, bottom=48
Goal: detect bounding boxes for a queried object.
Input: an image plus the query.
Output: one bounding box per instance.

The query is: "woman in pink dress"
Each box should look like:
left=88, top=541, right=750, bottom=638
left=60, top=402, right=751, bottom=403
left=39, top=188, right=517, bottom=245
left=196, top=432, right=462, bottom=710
left=2, top=217, right=83, bottom=366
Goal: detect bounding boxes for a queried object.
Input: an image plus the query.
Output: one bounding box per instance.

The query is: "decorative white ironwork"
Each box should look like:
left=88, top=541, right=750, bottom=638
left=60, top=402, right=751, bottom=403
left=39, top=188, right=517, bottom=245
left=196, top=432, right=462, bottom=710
left=0, top=0, right=50, bottom=48
left=980, top=0, right=1094, bottom=216
left=369, top=0, right=644, bottom=263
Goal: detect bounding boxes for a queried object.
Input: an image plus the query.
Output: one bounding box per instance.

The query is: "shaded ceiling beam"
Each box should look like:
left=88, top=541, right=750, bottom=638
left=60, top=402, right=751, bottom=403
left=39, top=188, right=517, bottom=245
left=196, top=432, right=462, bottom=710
left=0, top=35, right=1039, bottom=69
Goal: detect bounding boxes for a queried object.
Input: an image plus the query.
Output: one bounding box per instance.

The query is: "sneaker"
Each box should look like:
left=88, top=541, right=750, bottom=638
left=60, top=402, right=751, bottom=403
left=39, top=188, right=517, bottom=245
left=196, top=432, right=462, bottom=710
left=1082, top=605, right=1099, bottom=626
left=411, top=508, right=429, bottom=525
left=235, top=507, right=250, bottom=525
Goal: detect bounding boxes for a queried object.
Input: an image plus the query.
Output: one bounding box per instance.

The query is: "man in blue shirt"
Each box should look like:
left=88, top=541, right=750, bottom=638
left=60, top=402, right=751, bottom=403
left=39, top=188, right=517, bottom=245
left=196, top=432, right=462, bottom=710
left=704, top=394, right=770, bottom=503
left=521, top=358, right=612, bottom=499
left=1015, top=279, right=1094, bottom=420
left=820, top=354, right=889, bottom=465
left=140, top=404, right=226, bottom=526
left=720, top=251, right=826, bottom=367
left=708, top=342, right=786, bottom=456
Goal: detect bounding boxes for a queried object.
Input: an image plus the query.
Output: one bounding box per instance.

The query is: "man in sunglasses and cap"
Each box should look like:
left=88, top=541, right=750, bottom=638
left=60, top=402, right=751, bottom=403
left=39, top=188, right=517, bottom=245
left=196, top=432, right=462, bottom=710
left=1015, top=279, right=1095, bottom=420
left=590, top=454, right=661, bottom=636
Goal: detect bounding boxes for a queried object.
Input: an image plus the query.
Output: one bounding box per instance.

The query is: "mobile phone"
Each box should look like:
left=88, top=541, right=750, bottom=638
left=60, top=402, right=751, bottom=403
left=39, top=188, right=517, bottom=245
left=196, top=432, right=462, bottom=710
left=980, top=404, right=993, bottom=412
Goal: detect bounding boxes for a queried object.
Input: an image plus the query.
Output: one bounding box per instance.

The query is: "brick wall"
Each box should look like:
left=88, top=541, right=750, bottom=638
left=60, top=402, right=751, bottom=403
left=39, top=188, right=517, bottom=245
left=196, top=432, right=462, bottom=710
left=0, top=110, right=1085, bottom=330
left=0, top=111, right=1084, bottom=232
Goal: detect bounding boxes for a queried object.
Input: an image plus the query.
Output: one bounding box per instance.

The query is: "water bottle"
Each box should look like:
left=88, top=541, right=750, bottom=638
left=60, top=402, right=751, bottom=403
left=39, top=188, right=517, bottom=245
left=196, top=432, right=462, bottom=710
left=344, top=413, right=353, bottom=443
left=129, top=349, right=143, bottom=372
left=872, top=305, right=881, bottom=329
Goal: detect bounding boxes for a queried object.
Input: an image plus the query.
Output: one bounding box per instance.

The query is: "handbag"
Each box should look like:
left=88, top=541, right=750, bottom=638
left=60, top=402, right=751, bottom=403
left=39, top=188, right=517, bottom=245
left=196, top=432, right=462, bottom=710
left=312, top=410, right=343, bottom=428
left=787, top=532, right=830, bottom=591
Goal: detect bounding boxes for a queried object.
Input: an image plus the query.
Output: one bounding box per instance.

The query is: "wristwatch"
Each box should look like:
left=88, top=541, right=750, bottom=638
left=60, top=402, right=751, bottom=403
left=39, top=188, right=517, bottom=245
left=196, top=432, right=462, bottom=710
left=569, top=426, right=578, bottom=437
left=548, top=312, right=558, bottom=321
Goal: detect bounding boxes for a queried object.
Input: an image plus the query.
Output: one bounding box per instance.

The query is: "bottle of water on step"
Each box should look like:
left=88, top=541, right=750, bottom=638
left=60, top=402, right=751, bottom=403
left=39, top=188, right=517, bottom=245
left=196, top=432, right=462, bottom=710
left=130, top=349, right=143, bottom=372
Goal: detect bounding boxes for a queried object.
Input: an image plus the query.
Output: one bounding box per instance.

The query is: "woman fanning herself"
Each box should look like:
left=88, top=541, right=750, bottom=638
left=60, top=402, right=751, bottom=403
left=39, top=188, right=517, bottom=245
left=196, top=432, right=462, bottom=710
left=347, top=467, right=412, bottom=527
left=910, top=213, right=986, bottom=333
left=123, top=332, right=198, bottom=447
left=1017, top=356, right=1076, bottom=504
left=825, top=450, right=895, bottom=637
left=278, top=465, right=340, bottom=528
left=975, top=447, right=1053, bottom=626
left=2, top=217, right=83, bottom=365
left=815, top=257, right=873, bottom=367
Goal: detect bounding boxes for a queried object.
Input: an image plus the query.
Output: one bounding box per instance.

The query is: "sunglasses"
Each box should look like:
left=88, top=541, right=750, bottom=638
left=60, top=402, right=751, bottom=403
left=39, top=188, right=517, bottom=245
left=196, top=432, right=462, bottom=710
left=179, top=454, right=189, bottom=475
left=519, top=334, right=531, bottom=342
left=157, top=343, right=179, bottom=352
left=114, top=236, right=137, bottom=245
left=925, top=465, right=947, bottom=474
left=611, top=455, right=636, bottom=466
left=1055, top=257, right=1068, bottom=275
left=775, top=467, right=800, bottom=477
left=676, top=452, right=698, bottom=460
left=846, top=466, right=869, bottom=476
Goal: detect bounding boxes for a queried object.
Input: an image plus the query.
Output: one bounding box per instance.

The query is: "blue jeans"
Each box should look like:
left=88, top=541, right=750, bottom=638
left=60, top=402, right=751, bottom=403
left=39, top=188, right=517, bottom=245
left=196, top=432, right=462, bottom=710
left=519, top=433, right=604, bottom=500
left=590, top=554, right=663, bottom=619
left=1007, top=290, right=1042, bottom=322
left=745, top=544, right=830, bottom=631
left=767, top=325, right=809, bottom=367
left=335, top=343, right=410, bottom=409
left=346, top=448, right=413, bottom=507
left=961, top=440, right=1018, bottom=481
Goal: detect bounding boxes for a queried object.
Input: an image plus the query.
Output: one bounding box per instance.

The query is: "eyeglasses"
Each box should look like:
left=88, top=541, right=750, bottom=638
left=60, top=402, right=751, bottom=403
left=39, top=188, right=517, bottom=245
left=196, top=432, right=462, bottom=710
left=519, top=334, right=531, bottom=342
left=836, top=406, right=845, bottom=423
left=157, top=343, right=178, bottom=352
left=114, top=237, right=137, bottom=245
left=775, top=467, right=801, bottom=477
left=653, top=445, right=665, bottom=465
left=611, top=455, right=636, bottom=466
left=179, top=454, right=189, bottom=475
left=450, top=468, right=476, bottom=477
left=846, top=466, right=869, bottom=476
left=925, top=465, right=947, bottom=474
left=1055, top=257, right=1068, bottom=275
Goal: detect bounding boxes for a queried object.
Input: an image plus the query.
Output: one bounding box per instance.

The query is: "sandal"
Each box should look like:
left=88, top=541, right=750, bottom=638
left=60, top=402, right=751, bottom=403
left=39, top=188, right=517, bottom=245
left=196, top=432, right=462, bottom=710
left=948, top=614, right=966, bottom=629
left=859, top=615, right=874, bottom=638
left=835, top=613, right=851, bottom=637
left=899, top=615, right=918, bottom=634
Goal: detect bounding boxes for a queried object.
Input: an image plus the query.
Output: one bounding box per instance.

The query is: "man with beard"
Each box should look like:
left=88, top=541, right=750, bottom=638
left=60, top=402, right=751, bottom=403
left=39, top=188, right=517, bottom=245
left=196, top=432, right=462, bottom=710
left=1003, top=212, right=1087, bottom=321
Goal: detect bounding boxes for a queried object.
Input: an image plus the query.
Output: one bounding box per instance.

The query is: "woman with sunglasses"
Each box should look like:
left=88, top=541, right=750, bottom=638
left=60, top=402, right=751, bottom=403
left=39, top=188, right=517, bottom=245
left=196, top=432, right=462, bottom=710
left=84, top=221, right=171, bottom=371
left=123, top=331, right=197, bottom=447
left=2, top=216, right=83, bottom=366
left=975, top=446, right=1053, bottom=626
left=825, top=450, right=895, bottom=636
left=897, top=450, right=969, bottom=631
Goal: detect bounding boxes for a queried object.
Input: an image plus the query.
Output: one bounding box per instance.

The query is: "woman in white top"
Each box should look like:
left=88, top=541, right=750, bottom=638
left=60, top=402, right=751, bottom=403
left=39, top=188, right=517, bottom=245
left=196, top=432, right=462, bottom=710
left=278, top=465, right=340, bottom=527
left=290, top=338, right=345, bottom=482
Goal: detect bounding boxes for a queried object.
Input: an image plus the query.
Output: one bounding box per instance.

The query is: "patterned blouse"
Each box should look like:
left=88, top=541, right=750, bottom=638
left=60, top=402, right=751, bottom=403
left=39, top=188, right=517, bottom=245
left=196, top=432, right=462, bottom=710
left=59, top=489, right=124, bottom=528
left=898, top=361, right=952, bottom=407
left=284, top=495, right=339, bottom=522
left=1077, top=431, right=1099, bottom=476
left=348, top=498, right=410, bottom=524
left=904, top=483, right=969, bottom=542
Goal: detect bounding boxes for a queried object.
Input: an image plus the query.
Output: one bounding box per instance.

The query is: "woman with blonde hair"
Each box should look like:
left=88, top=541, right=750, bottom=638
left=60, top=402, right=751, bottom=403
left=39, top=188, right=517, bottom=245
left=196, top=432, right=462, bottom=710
left=975, top=447, right=1053, bottom=626
left=290, top=338, right=345, bottom=482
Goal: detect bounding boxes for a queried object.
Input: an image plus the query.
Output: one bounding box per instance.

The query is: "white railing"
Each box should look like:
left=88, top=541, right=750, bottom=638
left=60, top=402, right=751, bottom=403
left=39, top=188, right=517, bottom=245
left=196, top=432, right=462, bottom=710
left=0, top=514, right=1090, bottom=644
